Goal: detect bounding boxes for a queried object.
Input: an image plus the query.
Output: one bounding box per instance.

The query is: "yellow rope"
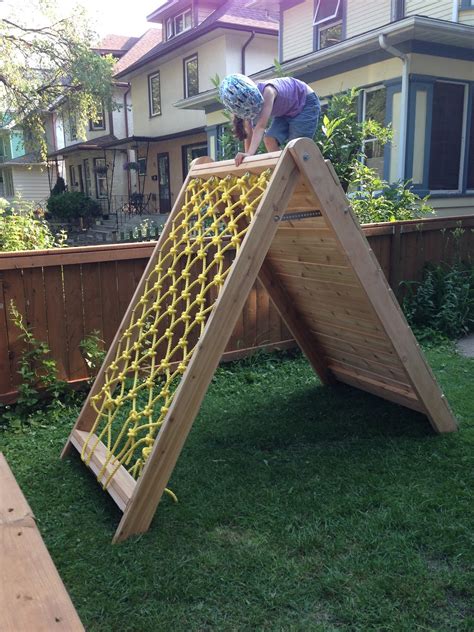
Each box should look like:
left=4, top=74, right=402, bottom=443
left=81, top=170, right=271, bottom=492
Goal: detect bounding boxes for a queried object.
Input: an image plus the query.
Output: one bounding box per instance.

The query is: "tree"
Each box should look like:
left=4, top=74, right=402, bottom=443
left=0, top=0, right=115, bottom=158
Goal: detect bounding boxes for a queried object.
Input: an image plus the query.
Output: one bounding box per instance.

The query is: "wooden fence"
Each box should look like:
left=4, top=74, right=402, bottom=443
left=0, top=214, right=473, bottom=403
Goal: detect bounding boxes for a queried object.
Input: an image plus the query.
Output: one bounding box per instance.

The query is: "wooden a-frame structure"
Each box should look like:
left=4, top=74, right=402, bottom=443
left=62, top=138, right=457, bottom=543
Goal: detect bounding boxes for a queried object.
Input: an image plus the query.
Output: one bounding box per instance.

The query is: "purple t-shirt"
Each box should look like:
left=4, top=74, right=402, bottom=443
left=256, top=77, right=311, bottom=118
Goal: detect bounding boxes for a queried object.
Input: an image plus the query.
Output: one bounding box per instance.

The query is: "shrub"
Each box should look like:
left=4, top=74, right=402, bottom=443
left=0, top=196, right=67, bottom=252
left=47, top=191, right=101, bottom=221
left=349, top=162, right=433, bottom=224
left=402, top=262, right=474, bottom=339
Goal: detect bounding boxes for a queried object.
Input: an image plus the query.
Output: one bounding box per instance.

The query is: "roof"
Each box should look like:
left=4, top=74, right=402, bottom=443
left=93, top=34, right=140, bottom=57
left=0, top=152, right=45, bottom=167
left=113, top=29, right=163, bottom=76
left=47, top=134, right=118, bottom=158
left=115, top=0, right=278, bottom=78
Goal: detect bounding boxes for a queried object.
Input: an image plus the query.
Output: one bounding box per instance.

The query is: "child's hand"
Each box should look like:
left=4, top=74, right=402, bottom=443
left=235, top=152, right=249, bottom=166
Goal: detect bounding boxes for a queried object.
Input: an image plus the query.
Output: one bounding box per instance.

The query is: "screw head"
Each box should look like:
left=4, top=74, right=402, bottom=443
left=303, top=153, right=310, bottom=161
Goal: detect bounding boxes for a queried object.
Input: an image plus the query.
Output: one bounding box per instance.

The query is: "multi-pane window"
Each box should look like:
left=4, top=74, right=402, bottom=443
left=428, top=82, right=466, bottom=191
left=94, top=158, right=108, bottom=198
left=89, top=104, right=105, bottom=131
left=184, top=54, right=198, bottom=98
left=362, top=87, right=387, bottom=177
left=149, top=72, right=161, bottom=116
left=314, top=0, right=343, bottom=50
left=166, top=8, right=192, bottom=39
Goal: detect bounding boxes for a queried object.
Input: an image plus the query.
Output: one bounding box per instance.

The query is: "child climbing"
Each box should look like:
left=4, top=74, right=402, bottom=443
left=219, top=74, right=321, bottom=166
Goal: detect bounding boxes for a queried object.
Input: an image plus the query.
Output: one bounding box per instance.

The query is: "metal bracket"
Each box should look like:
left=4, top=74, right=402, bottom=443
left=280, top=210, right=322, bottom=222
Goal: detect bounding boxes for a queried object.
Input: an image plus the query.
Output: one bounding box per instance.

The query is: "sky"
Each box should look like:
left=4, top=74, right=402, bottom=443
left=1, top=0, right=164, bottom=37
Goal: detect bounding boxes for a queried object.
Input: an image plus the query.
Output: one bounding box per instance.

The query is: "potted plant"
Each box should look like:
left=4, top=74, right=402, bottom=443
left=93, top=164, right=108, bottom=175
left=123, top=161, right=139, bottom=171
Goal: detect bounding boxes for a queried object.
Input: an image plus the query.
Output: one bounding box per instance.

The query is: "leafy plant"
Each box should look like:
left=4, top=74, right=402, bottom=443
left=349, top=161, right=433, bottom=224
left=0, top=301, right=70, bottom=428
left=402, top=262, right=474, bottom=339
left=46, top=191, right=101, bottom=222
left=80, top=330, right=106, bottom=379
left=0, top=195, right=67, bottom=252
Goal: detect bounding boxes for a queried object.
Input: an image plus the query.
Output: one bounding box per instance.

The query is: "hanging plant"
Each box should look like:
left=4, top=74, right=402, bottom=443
left=123, top=161, right=139, bottom=171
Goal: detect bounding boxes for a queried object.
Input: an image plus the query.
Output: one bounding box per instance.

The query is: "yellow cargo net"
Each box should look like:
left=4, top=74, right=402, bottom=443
left=81, top=170, right=271, bottom=491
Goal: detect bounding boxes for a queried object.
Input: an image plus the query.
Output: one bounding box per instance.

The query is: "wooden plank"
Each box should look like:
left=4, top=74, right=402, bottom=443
left=258, top=261, right=334, bottom=385
left=62, top=266, right=87, bottom=381
left=190, top=151, right=280, bottom=178
left=2, top=269, right=27, bottom=390
left=243, top=284, right=257, bottom=348
left=0, top=454, right=85, bottom=632
left=307, top=320, right=393, bottom=351
left=114, top=145, right=301, bottom=542
left=269, top=258, right=358, bottom=285
left=268, top=240, right=349, bottom=267
left=302, top=306, right=386, bottom=337
left=43, top=267, right=69, bottom=381
left=275, top=273, right=370, bottom=303
left=69, top=431, right=135, bottom=512
left=323, top=346, right=409, bottom=383
left=311, top=329, right=399, bottom=365
left=81, top=263, right=103, bottom=337
left=22, top=268, right=49, bottom=349
left=330, top=367, right=426, bottom=413
left=255, top=277, right=270, bottom=346
left=289, top=139, right=457, bottom=433
left=0, top=275, right=12, bottom=396
left=99, top=261, right=120, bottom=347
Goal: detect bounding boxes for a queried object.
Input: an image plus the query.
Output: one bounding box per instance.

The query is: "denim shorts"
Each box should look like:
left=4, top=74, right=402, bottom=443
left=266, top=92, right=321, bottom=146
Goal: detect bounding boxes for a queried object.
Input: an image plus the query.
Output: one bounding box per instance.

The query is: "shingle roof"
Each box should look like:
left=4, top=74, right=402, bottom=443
left=115, top=0, right=278, bottom=78
left=113, top=29, right=163, bottom=76
left=0, top=152, right=44, bottom=166
left=94, top=34, right=140, bottom=55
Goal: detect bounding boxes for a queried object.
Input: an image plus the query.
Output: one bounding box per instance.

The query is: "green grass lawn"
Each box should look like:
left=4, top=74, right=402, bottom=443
left=1, top=345, right=473, bottom=631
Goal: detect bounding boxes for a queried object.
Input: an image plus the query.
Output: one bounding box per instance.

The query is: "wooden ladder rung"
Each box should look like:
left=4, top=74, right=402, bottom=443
left=70, top=430, right=136, bottom=512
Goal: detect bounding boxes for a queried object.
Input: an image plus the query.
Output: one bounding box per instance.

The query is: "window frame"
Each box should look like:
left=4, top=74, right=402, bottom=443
left=89, top=104, right=106, bottom=132
left=148, top=71, right=162, bottom=117
left=166, top=7, right=192, bottom=40
left=183, top=53, right=199, bottom=99
left=361, top=85, right=388, bottom=175
left=181, top=141, right=208, bottom=179
left=93, top=157, right=108, bottom=199
left=313, top=0, right=344, bottom=50
left=69, top=164, right=77, bottom=189
left=138, top=157, right=147, bottom=176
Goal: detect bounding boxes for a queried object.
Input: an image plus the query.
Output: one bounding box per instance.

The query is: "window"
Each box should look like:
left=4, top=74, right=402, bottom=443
left=182, top=142, right=208, bottom=178
left=68, top=112, right=77, bottom=141
left=391, top=0, right=405, bottom=21
left=362, top=87, right=387, bottom=177
left=461, top=1, right=474, bottom=8
left=466, top=102, right=474, bottom=190
left=94, top=158, right=108, bottom=198
left=138, top=157, right=147, bottom=175
left=184, top=54, right=198, bottom=98
left=69, top=164, right=77, bottom=189
left=89, top=104, right=105, bottom=131
left=314, top=0, right=343, bottom=50
left=83, top=158, right=92, bottom=196
left=148, top=72, right=162, bottom=117
left=166, top=7, right=192, bottom=39
left=428, top=82, right=466, bottom=191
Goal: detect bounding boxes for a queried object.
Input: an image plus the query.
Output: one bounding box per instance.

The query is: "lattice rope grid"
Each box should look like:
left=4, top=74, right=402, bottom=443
left=63, top=140, right=457, bottom=543
left=81, top=171, right=271, bottom=490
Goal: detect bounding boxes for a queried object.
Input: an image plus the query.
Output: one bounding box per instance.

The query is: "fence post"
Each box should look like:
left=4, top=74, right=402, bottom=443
left=389, top=223, right=402, bottom=300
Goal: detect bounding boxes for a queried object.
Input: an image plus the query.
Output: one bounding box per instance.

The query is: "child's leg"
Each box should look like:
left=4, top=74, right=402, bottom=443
left=288, top=93, right=320, bottom=141
left=264, top=136, right=279, bottom=152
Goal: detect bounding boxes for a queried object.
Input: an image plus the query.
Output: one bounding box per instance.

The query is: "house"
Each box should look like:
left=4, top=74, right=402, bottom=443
left=181, top=0, right=474, bottom=217
left=112, top=0, right=278, bottom=213
left=47, top=30, right=162, bottom=215
left=0, top=114, right=60, bottom=204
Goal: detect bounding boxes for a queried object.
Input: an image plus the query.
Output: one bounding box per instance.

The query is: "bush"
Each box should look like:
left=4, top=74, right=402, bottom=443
left=349, top=162, right=433, bottom=224
left=0, top=196, right=67, bottom=252
left=47, top=191, right=101, bottom=221
left=402, top=262, right=474, bottom=339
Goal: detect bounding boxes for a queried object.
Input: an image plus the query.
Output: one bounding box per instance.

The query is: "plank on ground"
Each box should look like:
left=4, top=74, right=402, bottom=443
left=0, top=453, right=85, bottom=632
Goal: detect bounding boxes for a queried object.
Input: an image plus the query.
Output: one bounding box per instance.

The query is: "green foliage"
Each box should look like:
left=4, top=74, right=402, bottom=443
left=314, top=88, right=391, bottom=191
left=0, top=301, right=70, bottom=429
left=0, top=0, right=115, bottom=158
left=80, top=330, right=106, bottom=380
left=46, top=191, right=101, bottom=221
left=0, top=195, right=67, bottom=251
left=350, top=161, right=433, bottom=224
left=402, top=262, right=474, bottom=339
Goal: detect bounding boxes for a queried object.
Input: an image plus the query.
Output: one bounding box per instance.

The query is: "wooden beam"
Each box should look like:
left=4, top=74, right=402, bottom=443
left=0, top=453, right=85, bottom=631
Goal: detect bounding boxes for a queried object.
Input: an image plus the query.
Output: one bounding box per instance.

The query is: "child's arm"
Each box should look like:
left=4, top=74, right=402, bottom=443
left=235, top=87, right=276, bottom=166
